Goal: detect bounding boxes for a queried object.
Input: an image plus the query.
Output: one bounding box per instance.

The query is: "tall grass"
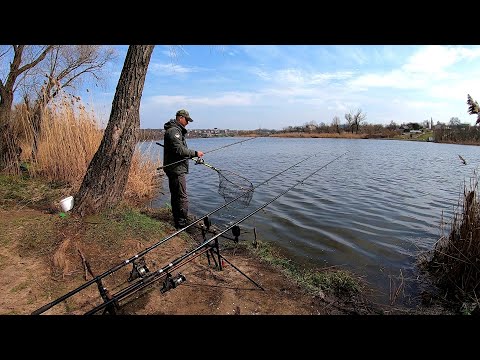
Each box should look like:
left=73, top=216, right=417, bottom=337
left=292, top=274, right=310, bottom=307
left=422, top=171, right=480, bottom=313
left=14, top=94, right=161, bottom=204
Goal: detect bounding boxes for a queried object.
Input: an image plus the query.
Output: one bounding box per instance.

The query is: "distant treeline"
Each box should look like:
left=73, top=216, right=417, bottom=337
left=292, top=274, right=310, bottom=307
left=138, top=123, right=480, bottom=146
left=434, top=125, right=480, bottom=145
left=139, top=129, right=164, bottom=141
left=138, top=128, right=253, bottom=141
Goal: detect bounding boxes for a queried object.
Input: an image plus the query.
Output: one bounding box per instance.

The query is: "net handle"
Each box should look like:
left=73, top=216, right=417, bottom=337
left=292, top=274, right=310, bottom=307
left=193, top=157, right=219, bottom=172
left=194, top=157, right=252, bottom=186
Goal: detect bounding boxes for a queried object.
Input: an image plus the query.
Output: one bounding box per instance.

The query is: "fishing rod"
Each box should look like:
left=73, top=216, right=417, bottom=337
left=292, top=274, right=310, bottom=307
left=84, top=151, right=349, bottom=315
left=86, top=245, right=214, bottom=315
left=156, top=137, right=256, bottom=170
left=31, top=152, right=319, bottom=315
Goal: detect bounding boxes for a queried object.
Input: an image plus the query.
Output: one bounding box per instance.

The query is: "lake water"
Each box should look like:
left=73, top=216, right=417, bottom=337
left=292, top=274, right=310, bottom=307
left=141, top=137, right=480, bottom=308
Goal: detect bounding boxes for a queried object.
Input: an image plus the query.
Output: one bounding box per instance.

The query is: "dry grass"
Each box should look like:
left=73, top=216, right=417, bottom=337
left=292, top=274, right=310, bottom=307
left=13, top=94, right=161, bottom=205
left=124, top=144, right=162, bottom=206
left=389, top=269, right=405, bottom=306
left=29, top=98, right=102, bottom=188
left=422, top=172, right=480, bottom=313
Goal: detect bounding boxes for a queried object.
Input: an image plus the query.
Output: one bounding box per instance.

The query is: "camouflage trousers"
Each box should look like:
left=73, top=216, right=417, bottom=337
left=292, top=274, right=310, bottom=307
left=167, top=173, right=189, bottom=228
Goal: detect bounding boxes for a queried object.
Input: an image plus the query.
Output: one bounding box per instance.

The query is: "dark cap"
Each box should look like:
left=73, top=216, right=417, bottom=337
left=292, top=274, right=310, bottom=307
left=176, top=109, right=193, bottom=122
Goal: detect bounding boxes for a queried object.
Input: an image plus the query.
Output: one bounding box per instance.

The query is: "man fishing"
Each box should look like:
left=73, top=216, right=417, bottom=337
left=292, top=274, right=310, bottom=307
left=163, top=109, right=204, bottom=229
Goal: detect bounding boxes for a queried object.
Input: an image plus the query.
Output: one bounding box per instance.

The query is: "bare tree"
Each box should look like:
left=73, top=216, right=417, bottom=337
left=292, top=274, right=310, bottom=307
left=26, top=45, right=116, bottom=159
left=449, top=117, right=461, bottom=127
left=344, top=112, right=354, bottom=133
left=352, top=109, right=366, bottom=134
left=332, top=115, right=341, bottom=134
left=74, top=45, right=155, bottom=216
left=0, top=45, right=53, bottom=173
left=387, top=120, right=398, bottom=130
left=344, top=109, right=366, bottom=134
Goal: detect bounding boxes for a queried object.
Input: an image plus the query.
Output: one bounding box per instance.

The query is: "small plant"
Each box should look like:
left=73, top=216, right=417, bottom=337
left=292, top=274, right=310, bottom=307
left=250, top=239, right=361, bottom=297
left=303, top=268, right=361, bottom=297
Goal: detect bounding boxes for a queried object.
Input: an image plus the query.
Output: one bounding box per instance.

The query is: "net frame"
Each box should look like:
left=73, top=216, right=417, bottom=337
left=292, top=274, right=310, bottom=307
left=216, top=169, right=254, bottom=207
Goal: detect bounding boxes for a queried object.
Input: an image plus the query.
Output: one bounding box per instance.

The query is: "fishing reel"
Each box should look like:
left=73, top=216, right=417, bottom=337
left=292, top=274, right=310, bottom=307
left=194, top=157, right=205, bottom=165
left=160, top=273, right=186, bottom=294
left=128, top=257, right=150, bottom=282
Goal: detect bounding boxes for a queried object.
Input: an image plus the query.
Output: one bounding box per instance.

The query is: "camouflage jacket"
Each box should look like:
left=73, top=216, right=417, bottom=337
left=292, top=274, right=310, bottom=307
left=163, top=119, right=197, bottom=176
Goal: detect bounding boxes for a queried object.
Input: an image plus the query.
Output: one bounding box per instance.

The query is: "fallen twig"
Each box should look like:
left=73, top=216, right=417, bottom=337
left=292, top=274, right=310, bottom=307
left=77, top=248, right=89, bottom=281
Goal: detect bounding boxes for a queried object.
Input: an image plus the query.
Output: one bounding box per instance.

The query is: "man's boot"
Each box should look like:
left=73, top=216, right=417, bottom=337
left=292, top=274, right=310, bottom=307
left=176, top=218, right=188, bottom=230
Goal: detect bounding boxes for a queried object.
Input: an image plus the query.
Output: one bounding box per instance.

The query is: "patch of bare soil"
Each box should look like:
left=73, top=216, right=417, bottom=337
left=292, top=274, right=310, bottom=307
left=0, top=209, right=66, bottom=314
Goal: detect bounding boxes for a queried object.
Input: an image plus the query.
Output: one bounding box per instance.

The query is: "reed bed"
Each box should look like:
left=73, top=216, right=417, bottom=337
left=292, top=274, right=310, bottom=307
left=14, top=95, right=161, bottom=204
left=423, top=172, right=480, bottom=313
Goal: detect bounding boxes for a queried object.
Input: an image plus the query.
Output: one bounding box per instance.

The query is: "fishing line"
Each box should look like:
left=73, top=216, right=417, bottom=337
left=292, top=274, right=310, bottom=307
left=156, top=137, right=256, bottom=171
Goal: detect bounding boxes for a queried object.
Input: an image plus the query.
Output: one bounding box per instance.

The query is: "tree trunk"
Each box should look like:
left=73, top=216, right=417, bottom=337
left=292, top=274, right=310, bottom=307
left=0, top=45, right=53, bottom=174
left=0, top=93, right=21, bottom=174
left=74, top=45, right=154, bottom=216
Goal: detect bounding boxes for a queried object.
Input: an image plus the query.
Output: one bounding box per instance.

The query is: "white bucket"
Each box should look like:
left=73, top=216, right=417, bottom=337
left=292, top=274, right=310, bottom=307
left=59, top=196, right=74, bottom=212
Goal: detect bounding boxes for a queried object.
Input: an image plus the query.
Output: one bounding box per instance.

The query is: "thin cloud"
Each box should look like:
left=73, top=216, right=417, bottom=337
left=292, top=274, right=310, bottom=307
left=147, top=92, right=257, bottom=107
left=149, top=62, right=201, bottom=76
left=160, top=45, right=190, bottom=60
left=260, top=68, right=354, bottom=87
left=247, top=66, right=272, bottom=81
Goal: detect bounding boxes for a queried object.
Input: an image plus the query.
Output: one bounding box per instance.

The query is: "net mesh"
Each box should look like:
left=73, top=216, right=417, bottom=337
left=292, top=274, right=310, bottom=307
left=217, top=169, right=254, bottom=207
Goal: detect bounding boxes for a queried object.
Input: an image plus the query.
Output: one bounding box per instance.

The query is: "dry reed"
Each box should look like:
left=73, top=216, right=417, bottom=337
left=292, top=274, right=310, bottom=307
left=14, top=94, right=161, bottom=204
left=425, top=171, right=480, bottom=310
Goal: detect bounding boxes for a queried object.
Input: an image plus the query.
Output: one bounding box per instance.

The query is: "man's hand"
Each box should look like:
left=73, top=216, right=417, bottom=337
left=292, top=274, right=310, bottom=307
left=196, top=151, right=204, bottom=157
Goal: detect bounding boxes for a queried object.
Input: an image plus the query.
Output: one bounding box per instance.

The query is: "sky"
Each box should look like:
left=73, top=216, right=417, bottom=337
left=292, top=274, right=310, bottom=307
left=81, top=45, right=480, bottom=131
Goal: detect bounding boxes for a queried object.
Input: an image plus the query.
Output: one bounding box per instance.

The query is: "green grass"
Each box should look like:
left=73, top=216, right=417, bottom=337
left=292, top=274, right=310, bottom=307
left=301, top=269, right=361, bottom=296
left=83, top=206, right=169, bottom=249
left=394, top=130, right=434, bottom=142
left=248, top=240, right=361, bottom=297
left=0, top=174, right=69, bottom=210
left=415, top=130, right=434, bottom=141
left=16, top=215, right=62, bottom=257
left=0, top=175, right=171, bottom=259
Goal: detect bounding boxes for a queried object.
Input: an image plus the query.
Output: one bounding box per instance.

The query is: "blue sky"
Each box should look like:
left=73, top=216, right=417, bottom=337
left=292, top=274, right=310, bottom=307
left=84, top=45, right=480, bottom=130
